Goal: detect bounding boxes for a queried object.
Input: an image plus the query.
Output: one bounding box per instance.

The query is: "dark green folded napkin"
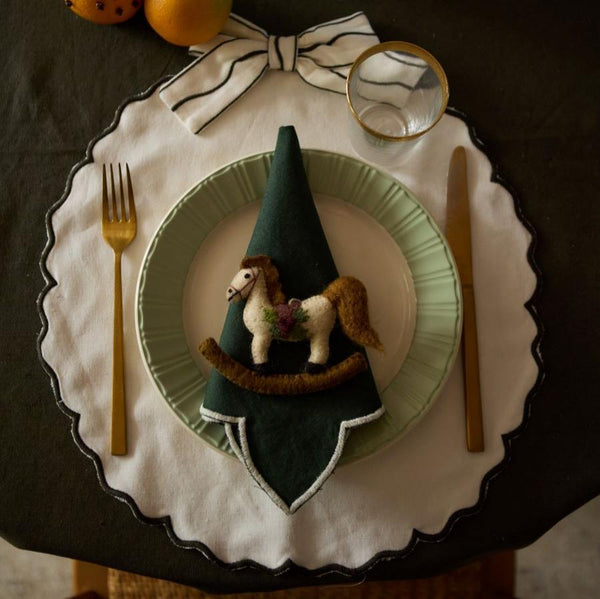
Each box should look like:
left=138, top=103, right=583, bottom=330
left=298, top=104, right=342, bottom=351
left=200, top=126, right=383, bottom=513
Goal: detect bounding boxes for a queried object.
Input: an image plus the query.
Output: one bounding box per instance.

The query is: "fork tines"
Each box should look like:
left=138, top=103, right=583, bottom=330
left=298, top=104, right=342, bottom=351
left=102, top=163, right=136, bottom=223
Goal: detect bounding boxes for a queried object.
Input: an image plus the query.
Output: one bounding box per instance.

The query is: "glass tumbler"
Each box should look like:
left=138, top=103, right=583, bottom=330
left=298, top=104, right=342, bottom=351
left=346, top=41, right=449, bottom=165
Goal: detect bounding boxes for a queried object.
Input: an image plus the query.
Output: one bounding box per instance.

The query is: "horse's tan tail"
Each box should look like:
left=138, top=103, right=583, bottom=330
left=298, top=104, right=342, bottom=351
left=322, top=277, right=384, bottom=351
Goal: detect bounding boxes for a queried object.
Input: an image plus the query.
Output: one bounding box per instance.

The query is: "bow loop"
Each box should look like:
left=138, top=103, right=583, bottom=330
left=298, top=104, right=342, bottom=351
left=160, top=12, right=378, bottom=135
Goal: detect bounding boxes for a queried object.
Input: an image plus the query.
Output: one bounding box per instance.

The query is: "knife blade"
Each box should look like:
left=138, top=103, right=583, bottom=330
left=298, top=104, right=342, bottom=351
left=446, top=146, right=484, bottom=452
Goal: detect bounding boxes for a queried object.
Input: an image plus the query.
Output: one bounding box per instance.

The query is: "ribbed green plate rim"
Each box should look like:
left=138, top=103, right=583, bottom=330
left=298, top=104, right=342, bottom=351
left=137, top=150, right=462, bottom=463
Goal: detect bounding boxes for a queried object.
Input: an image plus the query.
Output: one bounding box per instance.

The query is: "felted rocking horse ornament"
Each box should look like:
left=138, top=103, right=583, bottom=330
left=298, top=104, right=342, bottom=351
left=200, top=255, right=383, bottom=395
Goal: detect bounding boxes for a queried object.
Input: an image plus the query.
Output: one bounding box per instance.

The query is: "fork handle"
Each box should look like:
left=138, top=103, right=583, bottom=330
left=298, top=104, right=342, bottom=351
left=111, top=251, right=127, bottom=456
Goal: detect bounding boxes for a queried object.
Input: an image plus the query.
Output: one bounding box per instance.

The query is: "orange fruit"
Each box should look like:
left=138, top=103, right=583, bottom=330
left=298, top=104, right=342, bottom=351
left=144, top=0, right=232, bottom=46
left=65, top=0, right=143, bottom=25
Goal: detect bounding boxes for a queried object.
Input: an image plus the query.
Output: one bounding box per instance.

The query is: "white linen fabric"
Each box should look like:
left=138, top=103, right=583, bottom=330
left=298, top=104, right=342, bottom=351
left=41, top=65, right=539, bottom=570
left=159, top=12, right=378, bottom=134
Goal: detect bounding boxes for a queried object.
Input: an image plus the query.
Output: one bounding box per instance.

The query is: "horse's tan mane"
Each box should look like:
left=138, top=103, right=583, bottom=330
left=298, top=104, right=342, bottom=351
left=240, top=255, right=286, bottom=305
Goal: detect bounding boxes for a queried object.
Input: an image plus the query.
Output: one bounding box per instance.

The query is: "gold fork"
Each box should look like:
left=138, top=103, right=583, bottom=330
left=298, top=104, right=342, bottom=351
left=102, top=163, right=137, bottom=456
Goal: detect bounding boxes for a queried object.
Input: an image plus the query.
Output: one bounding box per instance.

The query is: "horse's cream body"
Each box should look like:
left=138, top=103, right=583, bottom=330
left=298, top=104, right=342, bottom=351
left=236, top=270, right=335, bottom=365
left=226, top=260, right=382, bottom=369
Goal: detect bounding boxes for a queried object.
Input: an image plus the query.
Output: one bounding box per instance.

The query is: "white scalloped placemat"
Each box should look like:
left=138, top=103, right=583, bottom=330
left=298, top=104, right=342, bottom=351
left=41, top=70, right=538, bottom=570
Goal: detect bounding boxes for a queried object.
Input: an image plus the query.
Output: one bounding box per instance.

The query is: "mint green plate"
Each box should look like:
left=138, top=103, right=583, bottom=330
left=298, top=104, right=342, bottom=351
left=137, top=150, right=462, bottom=463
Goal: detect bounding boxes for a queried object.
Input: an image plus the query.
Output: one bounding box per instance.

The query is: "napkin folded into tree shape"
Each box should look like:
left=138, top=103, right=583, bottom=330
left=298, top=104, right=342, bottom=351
left=200, top=126, right=384, bottom=513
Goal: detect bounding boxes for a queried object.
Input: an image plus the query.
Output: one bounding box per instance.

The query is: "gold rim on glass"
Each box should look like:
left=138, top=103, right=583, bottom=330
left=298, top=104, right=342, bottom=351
left=346, top=41, right=449, bottom=143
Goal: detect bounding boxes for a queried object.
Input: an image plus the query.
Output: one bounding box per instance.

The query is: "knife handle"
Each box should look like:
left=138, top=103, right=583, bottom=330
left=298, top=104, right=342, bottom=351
left=462, top=285, right=484, bottom=452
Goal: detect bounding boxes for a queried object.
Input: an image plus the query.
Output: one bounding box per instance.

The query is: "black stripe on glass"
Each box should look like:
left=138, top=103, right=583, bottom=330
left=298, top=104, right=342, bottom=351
left=357, top=76, right=415, bottom=91
left=353, top=94, right=406, bottom=111
left=384, top=51, right=429, bottom=69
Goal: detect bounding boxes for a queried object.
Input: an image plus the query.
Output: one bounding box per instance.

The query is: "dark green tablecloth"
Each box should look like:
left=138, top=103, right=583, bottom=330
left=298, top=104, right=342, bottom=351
left=1, top=0, right=599, bottom=592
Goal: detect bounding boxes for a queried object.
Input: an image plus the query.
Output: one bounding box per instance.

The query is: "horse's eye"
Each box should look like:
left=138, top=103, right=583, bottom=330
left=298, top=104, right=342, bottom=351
left=244, top=273, right=251, bottom=279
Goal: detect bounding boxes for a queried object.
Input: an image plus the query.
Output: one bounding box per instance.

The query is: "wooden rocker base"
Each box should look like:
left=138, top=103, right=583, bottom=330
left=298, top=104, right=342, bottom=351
left=199, top=338, right=368, bottom=395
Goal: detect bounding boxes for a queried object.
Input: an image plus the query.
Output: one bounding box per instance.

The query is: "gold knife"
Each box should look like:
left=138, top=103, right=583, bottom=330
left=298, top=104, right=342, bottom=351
left=445, top=146, right=484, bottom=452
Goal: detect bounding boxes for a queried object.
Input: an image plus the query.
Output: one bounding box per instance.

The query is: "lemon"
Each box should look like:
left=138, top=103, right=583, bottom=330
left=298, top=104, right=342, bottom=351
left=144, top=0, right=232, bottom=46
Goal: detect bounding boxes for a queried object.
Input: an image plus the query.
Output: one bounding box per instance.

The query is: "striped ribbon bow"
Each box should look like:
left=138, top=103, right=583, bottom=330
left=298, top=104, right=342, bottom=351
left=159, top=12, right=379, bottom=135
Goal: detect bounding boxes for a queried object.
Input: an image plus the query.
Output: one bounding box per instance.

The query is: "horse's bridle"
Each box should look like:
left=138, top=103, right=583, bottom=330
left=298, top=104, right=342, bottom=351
left=228, top=267, right=259, bottom=302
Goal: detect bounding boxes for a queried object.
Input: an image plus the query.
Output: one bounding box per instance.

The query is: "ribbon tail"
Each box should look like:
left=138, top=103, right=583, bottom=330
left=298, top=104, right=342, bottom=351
left=159, top=38, right=267, bottom=135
